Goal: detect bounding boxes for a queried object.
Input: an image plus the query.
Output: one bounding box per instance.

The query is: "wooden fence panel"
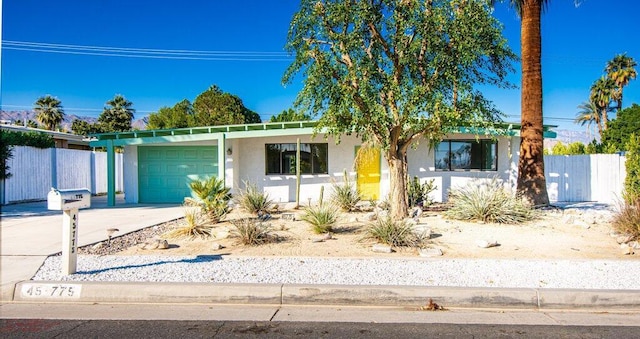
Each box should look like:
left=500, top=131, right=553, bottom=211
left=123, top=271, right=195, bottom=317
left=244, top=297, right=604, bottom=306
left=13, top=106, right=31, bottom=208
left=2, top=147, right=124, bottom=204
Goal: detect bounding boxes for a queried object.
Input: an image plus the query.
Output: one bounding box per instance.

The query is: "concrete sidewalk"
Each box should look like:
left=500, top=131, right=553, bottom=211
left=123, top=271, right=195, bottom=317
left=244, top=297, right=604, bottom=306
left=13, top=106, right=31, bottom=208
left=1, top=195, right=184, bottom=301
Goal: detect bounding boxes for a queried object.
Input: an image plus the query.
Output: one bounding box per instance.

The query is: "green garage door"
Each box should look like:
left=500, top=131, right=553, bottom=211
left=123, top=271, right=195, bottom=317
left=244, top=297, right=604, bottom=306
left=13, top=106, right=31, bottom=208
left=138, top=146, right=218, bottom=203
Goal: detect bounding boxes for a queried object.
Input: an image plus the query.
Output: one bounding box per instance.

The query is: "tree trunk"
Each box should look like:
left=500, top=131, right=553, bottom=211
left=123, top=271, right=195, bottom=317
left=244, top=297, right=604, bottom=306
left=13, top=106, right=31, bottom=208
left=517, top=0, right=549, bottom=207
left=387, top=149, right=409, bottom=220
left=602, top=106, right=608, bottom=131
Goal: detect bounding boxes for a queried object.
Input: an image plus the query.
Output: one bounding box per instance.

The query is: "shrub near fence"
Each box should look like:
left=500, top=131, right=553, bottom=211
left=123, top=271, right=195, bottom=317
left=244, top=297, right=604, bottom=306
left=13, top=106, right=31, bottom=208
left=1, top=146, right=123, bottom=204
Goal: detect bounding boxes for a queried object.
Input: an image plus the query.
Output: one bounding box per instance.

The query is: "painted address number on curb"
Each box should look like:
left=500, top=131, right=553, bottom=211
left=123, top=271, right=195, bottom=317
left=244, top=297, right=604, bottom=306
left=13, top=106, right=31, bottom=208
left=20, top=283, right=82, bottom=299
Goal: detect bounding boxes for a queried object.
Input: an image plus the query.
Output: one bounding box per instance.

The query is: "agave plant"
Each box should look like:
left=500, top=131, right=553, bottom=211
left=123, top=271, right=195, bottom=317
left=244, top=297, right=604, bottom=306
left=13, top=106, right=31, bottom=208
left=185, top=176, right=232, bottom=223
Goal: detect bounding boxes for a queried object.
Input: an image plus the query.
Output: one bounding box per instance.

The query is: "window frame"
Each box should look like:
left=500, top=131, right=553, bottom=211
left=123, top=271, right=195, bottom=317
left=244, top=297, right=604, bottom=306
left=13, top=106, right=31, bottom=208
left=265, top=143, right=329, bottom=175
left=434, top=139, right=498, bottom=171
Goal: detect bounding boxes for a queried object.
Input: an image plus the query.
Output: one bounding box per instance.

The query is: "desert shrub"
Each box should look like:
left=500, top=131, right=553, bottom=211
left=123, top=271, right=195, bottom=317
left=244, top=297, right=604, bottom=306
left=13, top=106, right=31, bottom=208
left=443, top=179, right=535, bottom=223
left=612, top=198, right=640, bottom=240
left=364, top=216, right=427, bottom=247
left=231, top=218, right=275, bottom=245
left=331, top=171, right=362, bottom=211
left=185, top=176, right=231, bottom=223
left=235, top=181, right=273, bottom=214
left=301, top=204, right=340, bottom=234
left=407, top=176, right=437, bottom=208
left=624, top=134, right=640, bottom=202
left=163, top=207, right=213, bottom=239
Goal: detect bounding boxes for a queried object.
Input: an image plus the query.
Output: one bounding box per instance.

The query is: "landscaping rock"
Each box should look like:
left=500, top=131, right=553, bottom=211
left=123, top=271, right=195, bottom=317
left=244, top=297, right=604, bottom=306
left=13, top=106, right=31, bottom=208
left=573, top=220, right=591, bottom=229
left=211, top=243, right=224, bottom=250
left=365, top=212, right=377, bottom=221
left=281, top=213, right=295, bottom=221
left=476, top=240, right=499, bottom=248
left=418, top=248, right=443, bottom=257
left=322, top=233, right=333, bottom=240
left=621, top=244, right=635, bottom=255
left=372, top=244, right=393, bottom=253
left=91, top=242, right=104, bottom=250
left=413, top=224, right=433, bottom=239
left=140, top=238, right=169, bottom=250
left=616, top=235, right=634, bottom=244
left=562, top=215, right=575, bottom=225
left=349, top=217, right=359, bottom=223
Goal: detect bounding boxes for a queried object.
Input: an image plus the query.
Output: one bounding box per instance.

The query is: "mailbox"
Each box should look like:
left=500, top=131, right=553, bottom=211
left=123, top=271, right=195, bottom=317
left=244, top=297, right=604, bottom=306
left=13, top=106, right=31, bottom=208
left=47, top=188, right=91, bottom=210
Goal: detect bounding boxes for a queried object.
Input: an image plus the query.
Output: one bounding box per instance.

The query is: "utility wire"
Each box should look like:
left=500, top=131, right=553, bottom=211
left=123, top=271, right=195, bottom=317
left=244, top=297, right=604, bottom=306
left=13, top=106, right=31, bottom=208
left=2, top=40, right=293, bottom=61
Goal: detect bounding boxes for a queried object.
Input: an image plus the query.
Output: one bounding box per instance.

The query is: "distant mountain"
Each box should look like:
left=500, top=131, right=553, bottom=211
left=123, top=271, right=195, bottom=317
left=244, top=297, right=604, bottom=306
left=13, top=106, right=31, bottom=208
left=544, top=129, right=599, bottom=149
left=0, top=110, right=148, bottom=132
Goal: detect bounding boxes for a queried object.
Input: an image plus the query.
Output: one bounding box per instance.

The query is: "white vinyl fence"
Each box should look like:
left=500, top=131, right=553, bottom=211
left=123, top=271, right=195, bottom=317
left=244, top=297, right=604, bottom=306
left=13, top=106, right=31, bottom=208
left=544, top=154, right=626, bottom=204
left=1, top=146, right=123, bottom=204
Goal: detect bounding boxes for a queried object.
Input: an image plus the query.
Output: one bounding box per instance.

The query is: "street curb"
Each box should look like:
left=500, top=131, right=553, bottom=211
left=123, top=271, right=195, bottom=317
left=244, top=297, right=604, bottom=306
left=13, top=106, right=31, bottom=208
left=10, top=281, right=640, bottom=310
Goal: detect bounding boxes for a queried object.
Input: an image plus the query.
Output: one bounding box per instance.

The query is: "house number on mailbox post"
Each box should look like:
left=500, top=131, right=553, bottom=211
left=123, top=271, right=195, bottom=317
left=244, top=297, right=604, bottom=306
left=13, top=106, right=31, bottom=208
left=47, top=188, right=91, bottom=275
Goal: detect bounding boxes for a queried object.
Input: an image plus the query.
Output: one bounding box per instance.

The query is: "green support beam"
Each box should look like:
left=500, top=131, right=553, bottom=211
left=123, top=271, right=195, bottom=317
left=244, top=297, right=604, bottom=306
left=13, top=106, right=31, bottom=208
left=106, top=140, right=116, bottom=206
left=217, top=134, right=226, bottom=186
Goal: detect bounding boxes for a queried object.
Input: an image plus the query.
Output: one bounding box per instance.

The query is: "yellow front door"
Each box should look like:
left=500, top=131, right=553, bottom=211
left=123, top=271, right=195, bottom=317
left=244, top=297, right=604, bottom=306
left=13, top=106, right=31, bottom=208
left=355, top=146, right=381, bottom=200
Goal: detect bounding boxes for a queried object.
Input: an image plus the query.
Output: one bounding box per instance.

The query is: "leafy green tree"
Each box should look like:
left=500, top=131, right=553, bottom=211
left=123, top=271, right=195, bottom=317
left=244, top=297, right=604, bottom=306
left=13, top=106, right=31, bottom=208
left=269, top=108, right=312, bottom=122
left=98, top=94, right=135, bottom=132
left=605, top=54, right=637, bottom=112
left=624, top=133, right=640, bottom=201
left=193, top=85, right=260, bottom=126
left=34, top=95, right=65, bottom=131
left=590, top=76, right=616, bottom=130
left=147, top=99, right=195, bottom=129
left=71, top=119, right=103, bottom=136
left=284, top=0, right=516, bottom=219
left=601, top=103, right=640, bottom=152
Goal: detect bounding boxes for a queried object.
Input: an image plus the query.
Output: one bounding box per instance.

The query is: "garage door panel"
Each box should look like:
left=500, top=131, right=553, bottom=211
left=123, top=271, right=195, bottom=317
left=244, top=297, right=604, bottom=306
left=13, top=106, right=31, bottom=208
left=138, top=146, right=218, bottom=203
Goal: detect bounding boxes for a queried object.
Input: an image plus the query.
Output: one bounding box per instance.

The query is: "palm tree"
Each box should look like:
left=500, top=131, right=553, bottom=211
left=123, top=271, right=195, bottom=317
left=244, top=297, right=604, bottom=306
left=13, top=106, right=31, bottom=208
left=605, top=54, right=637, bottom=112
left=98, top=94, right=135, bottom=132
left=34, top=95, right=65, bottom=131
left=494, top=0, right=550, bottom=206
left=575, top=100, right=602, bottom=138
left=590, top=76, right=616, bottom=130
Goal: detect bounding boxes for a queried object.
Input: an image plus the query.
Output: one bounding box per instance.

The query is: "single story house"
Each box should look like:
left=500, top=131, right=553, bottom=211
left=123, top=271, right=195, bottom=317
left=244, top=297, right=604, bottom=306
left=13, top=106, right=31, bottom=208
left=88, top=121, right=556, bottom=206
left=1, top=124, right=91, bottom=150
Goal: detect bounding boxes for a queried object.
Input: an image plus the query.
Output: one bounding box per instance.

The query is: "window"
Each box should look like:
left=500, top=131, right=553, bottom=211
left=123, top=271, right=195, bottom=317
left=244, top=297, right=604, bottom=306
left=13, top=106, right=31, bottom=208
left=435, top=140, right=497, bottom=171
left=265, top=143, right=328, bottom=174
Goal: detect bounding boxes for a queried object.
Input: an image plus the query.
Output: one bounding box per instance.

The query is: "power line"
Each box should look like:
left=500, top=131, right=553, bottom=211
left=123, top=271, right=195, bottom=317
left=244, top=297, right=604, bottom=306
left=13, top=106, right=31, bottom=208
left=2, top=40, right=293, bottom=61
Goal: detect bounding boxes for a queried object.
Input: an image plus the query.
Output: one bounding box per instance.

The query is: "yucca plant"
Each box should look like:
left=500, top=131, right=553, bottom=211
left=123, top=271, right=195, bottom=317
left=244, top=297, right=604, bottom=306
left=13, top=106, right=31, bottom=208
left=163, top=207, right=213, bottom=239
left=443, top=179, right=535, bottom=224
left=235, top=181, right=273, bottom=214
left=364, top=216, right=427, bottom=247
left=185, top=176, right=231, bottom=223
left=231, top=218, right=274, bottom=245
left=330, top=170, right=362, bottom=212
left=301, top=203, right=340, bottom=234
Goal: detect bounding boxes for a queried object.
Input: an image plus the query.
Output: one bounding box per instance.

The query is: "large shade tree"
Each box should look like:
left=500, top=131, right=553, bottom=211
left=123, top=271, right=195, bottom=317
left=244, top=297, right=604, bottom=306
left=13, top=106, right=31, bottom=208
left=605, top=54, right=637, bottom=113
left=284, top=0, right=517, bottom=219
left=193, top=85, right=261, bottom=126
left=98, top=94, right=135, bottom=132
left=147, top=99, right=195, bottom=129
left=34, top=95, right=65, bottom=131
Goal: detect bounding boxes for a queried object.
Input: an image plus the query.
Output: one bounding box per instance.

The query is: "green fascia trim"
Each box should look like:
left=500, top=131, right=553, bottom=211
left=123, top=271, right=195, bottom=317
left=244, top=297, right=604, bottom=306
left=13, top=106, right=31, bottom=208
left=89, top=127, right=323, bottom=147
left=90, top=121, right=319, bottom=141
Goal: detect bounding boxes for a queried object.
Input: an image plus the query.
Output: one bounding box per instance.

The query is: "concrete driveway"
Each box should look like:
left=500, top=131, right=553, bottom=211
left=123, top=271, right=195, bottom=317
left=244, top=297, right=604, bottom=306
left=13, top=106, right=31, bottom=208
left=1, top=195, right=184, bottom=301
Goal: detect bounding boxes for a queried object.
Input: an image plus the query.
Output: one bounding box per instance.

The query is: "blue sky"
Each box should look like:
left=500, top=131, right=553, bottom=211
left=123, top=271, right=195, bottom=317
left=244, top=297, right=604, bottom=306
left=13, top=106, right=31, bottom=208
left=1, top=0, right=639, bottom=132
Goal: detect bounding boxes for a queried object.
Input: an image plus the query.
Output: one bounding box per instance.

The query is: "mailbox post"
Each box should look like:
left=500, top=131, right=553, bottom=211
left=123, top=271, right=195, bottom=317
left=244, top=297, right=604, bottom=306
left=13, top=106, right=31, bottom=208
left=47, top=188, right=91, bottom=275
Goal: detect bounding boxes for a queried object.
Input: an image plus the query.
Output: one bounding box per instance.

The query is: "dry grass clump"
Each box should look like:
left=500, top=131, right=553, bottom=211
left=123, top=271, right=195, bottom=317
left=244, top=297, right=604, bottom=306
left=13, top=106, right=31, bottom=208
left=363, top=216, right=428, bottom=248
left=231, top=218, right=276, bottom=245
left=301, top=203, right=340, bottom=234
left=163, top=207, right=213, bottom=239
left=612, top=198, right=640, bottom=240
left=443, top=179, right=535, bottom=223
